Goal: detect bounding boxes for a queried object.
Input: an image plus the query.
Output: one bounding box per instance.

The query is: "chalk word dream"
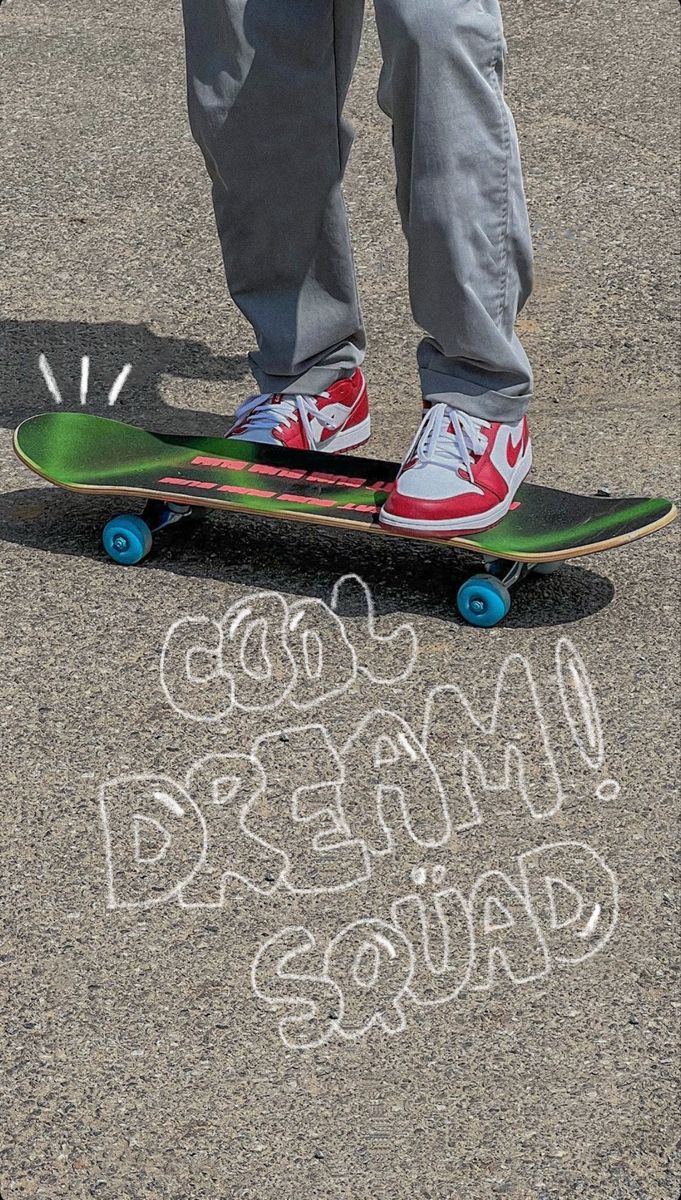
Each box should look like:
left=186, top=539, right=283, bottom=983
left=99, top=575, right=620, bottom=1047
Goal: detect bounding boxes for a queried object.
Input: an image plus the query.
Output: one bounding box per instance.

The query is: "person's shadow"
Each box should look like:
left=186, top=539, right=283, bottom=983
left=0, top=318, right=251, bottom=434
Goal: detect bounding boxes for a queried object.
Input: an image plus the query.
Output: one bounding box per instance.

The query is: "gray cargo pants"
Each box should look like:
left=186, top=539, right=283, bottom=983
left=182, top=0, right=534, bottom=422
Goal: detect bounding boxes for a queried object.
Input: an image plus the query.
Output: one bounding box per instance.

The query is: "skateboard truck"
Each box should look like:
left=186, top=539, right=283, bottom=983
left=455, top=556, right=560, bottom=626
left=102, top=501, right=195, bottom=566
left=143, top=499, right=194, bottom=532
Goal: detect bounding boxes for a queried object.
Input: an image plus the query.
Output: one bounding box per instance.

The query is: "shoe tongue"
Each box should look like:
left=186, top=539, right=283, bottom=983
left=269, top=393, right=298, bottom=416
left=445, top=413, right=488, bottom=457
left=445, top=418, right=473, bottom=450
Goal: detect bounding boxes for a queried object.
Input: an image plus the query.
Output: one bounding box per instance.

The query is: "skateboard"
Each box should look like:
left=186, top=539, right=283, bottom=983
left=13, top=411, right=677, bottom=627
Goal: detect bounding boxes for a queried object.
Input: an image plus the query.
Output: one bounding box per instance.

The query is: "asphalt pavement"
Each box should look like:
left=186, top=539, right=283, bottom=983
left=1, top=2, right=679, bottom=1198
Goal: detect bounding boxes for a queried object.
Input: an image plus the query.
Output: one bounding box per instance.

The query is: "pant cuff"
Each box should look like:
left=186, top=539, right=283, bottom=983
left=249, top=342, right=365, bottom=396
left=420, top=368, right=532, bottom=423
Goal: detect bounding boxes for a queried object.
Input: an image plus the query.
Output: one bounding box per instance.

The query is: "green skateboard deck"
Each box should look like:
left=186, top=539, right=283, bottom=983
left=13, top=411, right=677, bottom=626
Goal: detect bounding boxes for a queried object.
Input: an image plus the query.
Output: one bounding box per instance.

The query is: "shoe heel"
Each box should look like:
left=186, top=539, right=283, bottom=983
left=327, top=416, right=372, bottom=454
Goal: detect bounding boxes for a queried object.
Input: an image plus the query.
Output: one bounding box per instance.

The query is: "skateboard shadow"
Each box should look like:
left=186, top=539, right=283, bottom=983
left=0, top=318, right=251, bottom=435
left=0, top=485, right=616, bottom=629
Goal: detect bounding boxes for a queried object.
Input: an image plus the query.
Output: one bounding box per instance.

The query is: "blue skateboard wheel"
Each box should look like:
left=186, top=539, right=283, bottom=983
left=102, top=514, right=153, bottom=565
left=457, top=574, right=511, bottom=627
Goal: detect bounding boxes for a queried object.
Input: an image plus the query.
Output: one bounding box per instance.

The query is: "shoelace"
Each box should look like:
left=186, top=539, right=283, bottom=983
left=409, top=403, right=489, bottom=483
left=232, top=391, right=337, bottom=441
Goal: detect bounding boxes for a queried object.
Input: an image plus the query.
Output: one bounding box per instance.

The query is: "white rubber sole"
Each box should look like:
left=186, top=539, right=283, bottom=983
left=379, top=451, right=532, bottom=537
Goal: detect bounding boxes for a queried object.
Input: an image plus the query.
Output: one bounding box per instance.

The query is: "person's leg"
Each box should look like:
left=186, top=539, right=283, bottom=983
left=373, top=0, right=534, bottom=422
left=181, top=0, right=367, bottom=396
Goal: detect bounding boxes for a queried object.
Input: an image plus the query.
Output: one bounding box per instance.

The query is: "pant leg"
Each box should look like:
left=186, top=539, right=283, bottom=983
left=181, top=0, right=367, bottom=395
left=374, top=0, right=534, bottom=422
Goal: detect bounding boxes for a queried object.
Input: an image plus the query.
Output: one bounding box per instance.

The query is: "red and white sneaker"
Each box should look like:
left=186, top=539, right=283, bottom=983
left=379, top=402, right=532, bottom=538
left=226, top=367, right=370, bottom=453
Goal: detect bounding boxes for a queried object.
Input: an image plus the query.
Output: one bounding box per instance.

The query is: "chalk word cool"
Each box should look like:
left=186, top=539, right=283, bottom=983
left=99, top=576, right=621, bottom=1048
